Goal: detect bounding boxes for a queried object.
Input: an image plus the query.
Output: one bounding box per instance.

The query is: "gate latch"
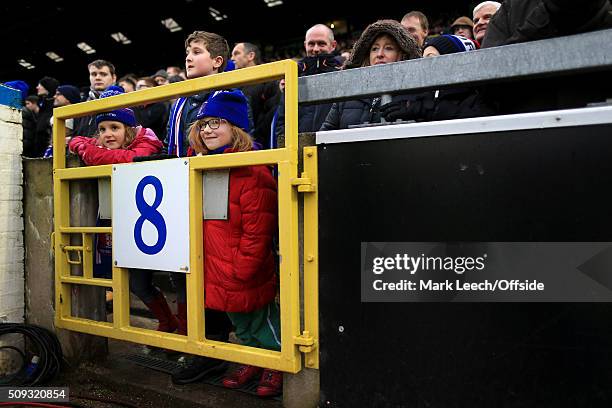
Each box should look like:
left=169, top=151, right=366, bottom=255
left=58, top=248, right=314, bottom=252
left=294, top=330, right=316, bottom=353
left=291, top=172, right=316, bottom=193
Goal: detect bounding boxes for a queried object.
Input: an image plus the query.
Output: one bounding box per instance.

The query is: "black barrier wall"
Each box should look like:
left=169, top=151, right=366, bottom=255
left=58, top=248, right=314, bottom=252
left=318, top=123, right=612, bottom=407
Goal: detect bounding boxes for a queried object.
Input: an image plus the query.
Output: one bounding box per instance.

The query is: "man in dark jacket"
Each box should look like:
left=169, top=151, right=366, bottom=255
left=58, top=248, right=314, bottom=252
left=25, top=76, right=59, bottom=157
left=275, top=24, right=340, bottom=142
left=482, top=0, right=612, bottom=47
left=231, top=42, right=279, bottom=148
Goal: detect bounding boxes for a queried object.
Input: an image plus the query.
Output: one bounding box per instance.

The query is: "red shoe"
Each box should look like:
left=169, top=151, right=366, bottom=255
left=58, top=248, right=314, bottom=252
left=222, top=365, right=262, bottom=389
left=256, top=369, right=282, bottom=397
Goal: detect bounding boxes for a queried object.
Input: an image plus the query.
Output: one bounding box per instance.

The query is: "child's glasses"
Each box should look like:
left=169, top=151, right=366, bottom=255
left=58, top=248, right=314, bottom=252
left=199, top=118, right=226, bottom=131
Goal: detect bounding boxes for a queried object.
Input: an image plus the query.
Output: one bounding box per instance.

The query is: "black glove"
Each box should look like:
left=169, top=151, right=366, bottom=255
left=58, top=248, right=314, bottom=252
left=380, top=100, right=413, bottom=122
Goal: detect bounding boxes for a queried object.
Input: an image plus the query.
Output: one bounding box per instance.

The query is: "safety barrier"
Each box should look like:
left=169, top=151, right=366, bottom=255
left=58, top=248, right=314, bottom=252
left=52, top=60, right=319, bottom=373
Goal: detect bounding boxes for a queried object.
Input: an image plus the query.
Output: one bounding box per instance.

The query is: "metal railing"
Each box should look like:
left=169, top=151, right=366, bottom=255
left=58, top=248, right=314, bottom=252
left=52, top=60, right=320, bottom=372
left=299, top=29, right=612, bottom=104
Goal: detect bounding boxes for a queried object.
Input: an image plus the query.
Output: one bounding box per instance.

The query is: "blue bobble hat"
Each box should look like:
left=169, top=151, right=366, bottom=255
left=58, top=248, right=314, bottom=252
left=95, top=85, right=137, bottom=127
left=57, top=85, right=81, bottom=104
left=197, top=89, right=249, bottom=131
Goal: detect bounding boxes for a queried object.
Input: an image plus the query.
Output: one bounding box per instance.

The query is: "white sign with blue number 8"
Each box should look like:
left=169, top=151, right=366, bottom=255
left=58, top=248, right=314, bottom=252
left=112, top=158, right=190, bottom=273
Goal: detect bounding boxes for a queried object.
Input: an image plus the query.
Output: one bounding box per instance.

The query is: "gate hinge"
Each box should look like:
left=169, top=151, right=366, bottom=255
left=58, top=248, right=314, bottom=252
left=294, top=330, right=316, bottom=353
left=291, top=172, right=317, bottom=193
left=50, top=232, right=55, bottom=252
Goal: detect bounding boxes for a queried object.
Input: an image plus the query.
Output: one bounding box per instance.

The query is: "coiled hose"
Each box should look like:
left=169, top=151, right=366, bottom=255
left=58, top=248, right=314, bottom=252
left=0, top=323, right=63, bottom=386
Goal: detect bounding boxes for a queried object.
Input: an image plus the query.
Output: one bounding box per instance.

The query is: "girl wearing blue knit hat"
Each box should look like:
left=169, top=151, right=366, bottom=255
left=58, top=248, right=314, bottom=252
left=68, top=89, right=179, bottom=341
left=186, top=89, right=282, bottom=397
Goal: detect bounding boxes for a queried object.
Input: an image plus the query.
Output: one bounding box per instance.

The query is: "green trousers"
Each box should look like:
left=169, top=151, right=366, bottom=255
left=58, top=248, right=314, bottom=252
left=227, top=301, right=281, bottom=351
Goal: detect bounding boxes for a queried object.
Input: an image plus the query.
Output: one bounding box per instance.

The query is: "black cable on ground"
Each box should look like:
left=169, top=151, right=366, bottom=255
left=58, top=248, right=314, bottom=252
left=0, top=323, right=63, bottom=386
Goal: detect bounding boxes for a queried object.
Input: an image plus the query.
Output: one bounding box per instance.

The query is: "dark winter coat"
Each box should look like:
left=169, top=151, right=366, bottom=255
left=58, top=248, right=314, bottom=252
left=275, top=54, right=340, bottom=140
left=29, top=96, right=54, bottom=157
left=242, top=81, right=279, bottom=148
left=21, top=107, right=38, bottom=157
left=395, top=89, right=496, bottom=122
left=320, top=95, right=415, bottom=131
left=483, top=0, right=612, bottom=47
left=134, top=101, right=170, bottom=142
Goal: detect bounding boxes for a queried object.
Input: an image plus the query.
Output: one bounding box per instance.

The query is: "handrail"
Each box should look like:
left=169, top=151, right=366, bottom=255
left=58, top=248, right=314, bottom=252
left=299, top=29, right=612, bottom=104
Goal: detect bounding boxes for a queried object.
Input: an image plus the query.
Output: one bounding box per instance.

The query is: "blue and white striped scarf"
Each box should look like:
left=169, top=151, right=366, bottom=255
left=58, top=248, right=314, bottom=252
left=167, top=97, right=188, bottom=157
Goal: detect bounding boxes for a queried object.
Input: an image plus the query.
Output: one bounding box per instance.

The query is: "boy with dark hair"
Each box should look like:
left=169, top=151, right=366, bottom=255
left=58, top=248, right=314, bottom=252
left=166, top=31, right=230, bottom=157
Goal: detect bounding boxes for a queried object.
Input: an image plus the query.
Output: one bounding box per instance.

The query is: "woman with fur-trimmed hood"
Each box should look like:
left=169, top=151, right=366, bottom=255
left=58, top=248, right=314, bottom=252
left=320, top=19, right=422, bottom=131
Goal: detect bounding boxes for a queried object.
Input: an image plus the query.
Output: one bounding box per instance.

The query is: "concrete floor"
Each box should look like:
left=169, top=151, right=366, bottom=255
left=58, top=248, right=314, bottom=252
left=49, top=295, right=283, bottom=408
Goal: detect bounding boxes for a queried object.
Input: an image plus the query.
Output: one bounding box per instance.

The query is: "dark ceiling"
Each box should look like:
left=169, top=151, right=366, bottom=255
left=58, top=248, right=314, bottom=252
left=1, top=1, right=474, bottom=89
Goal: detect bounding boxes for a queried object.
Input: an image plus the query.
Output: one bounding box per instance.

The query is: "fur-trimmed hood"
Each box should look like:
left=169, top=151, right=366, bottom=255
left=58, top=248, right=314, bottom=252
left=345, top=19, right=422, bottom=69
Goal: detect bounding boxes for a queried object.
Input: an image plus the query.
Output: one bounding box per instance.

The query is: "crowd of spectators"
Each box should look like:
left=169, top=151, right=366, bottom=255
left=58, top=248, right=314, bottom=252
left=3, top=0, right=612, bottom=157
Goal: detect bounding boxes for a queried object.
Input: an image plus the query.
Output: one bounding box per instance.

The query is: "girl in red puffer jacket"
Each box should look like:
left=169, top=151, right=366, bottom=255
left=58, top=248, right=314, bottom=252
left=187, top=90, right=281, bottom=398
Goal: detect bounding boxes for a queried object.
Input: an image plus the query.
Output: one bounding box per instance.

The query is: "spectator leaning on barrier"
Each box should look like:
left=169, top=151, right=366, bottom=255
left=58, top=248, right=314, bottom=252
left=231, top=42, right=279, bottom=149
left=274, top=24, right=341, bottom=144
left=473, top=1, right=502, bottom=45
left=482, top=0, right=612, bottom=47
left=74, top=59, right=118, bottom=137
left=401, top=11, right=429, bottom=49
left=451, top=16, right=475, bottom=40
left=381, top=35, right=495, bottom=122
left=320, top=19, right=422, bottom=131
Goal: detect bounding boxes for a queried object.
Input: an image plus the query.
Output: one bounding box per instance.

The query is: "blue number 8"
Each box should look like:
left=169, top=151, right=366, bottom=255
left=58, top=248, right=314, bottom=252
left=134, top=176, right=167, bottom=255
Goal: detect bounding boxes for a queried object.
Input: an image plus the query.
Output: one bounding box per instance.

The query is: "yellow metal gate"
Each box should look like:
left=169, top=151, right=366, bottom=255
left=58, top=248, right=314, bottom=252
left=52, top=60, right=318, bottom=372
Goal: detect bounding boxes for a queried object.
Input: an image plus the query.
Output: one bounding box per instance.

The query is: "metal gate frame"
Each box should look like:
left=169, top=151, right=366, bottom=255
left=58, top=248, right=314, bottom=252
left=52, top=60, right=318, bottom=372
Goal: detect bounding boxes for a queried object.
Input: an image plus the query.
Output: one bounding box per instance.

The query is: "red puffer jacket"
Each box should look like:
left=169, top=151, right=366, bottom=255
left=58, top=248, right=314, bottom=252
left=68, top=126, right=162, bottom=165
left=203, top=161, right=278, bottom=313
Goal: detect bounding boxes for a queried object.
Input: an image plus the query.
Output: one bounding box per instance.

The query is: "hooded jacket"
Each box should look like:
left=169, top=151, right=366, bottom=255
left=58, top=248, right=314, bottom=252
left=321, top=20, right=422, bottom=131
left=68, top=126, right=162, bottom=165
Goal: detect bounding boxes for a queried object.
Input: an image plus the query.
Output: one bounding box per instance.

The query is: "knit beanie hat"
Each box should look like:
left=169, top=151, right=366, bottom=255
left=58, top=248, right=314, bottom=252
left=57, top=85, right=81, bottom=104
left=4, top=81, right=29, bottom=101
left=38, top=76, right=60, bottom=96
left=451, top=16, right=474, bottom=29
left=424, top=35, right=477, bottom=55
left=345, top=19, right=422, bottom=69
left=95, top=86, right=137, bottom=127
left=197, top=89, right=249, bottom=131
left=153, top=69, right=168, bottom=79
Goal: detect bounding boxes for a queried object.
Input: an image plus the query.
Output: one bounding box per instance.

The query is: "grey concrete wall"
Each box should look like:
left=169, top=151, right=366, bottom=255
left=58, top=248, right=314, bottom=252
left=24, top=156, right=107, bottom=365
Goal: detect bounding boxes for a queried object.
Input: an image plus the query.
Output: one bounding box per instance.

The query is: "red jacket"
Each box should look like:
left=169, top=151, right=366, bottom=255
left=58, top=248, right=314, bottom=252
left=203, top=155, right=278, bottom=313
left=68, top=126, right=162, bottom=165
